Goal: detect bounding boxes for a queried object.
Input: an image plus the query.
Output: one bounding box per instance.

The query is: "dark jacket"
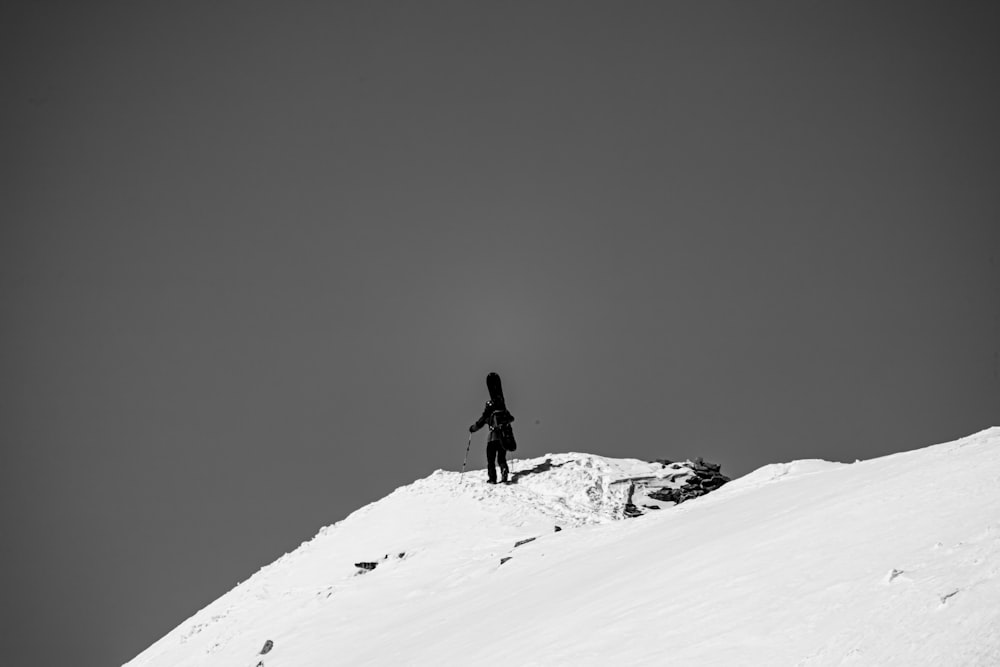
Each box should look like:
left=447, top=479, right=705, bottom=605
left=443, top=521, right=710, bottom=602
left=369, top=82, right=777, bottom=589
left=471, top=400, right=507, bottom=444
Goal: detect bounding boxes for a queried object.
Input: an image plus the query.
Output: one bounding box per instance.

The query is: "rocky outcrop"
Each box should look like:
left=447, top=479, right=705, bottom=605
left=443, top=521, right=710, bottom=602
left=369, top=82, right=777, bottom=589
left=354, top=552, right=407, bottom=575
left=499, top=459, right=730, bottom=564
left=622, top=458, right=731, bottom=518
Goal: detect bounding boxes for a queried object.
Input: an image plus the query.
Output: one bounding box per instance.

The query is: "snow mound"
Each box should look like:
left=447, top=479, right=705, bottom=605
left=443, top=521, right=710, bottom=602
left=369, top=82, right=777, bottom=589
left=725, top=458, right=847, bottom=491
left=125, top=452, right=716, bottom=667
left=125, top=430, right=1000, bottom=667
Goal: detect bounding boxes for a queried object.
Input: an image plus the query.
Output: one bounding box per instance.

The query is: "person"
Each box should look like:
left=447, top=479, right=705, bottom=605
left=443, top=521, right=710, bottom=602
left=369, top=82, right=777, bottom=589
left=469, top=372, right=513, bottom=484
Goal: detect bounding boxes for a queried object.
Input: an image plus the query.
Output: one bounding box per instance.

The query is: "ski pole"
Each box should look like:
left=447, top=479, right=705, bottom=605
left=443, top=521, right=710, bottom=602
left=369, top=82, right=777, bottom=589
left=459, top=433, right=472, bottom=486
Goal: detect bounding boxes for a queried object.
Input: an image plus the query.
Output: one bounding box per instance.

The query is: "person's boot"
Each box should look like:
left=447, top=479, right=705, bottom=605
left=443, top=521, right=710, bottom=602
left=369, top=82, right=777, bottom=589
left=501, top=470, right=509, bottom=484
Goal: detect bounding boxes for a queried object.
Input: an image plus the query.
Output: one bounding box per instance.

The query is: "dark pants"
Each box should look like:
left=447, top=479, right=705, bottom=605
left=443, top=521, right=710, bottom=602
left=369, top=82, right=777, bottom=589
left=487, top=441, right=509, bottom=483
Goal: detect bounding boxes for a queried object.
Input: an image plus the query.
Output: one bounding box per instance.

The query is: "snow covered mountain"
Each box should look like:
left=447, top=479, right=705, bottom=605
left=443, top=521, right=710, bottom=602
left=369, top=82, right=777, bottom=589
left=125, top=429, right=1000, bottom=666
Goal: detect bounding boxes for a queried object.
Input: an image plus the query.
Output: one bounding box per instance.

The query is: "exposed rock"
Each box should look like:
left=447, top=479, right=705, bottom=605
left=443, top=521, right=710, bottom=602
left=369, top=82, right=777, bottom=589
left=648, top=488, right=680, bottom=503
left=500, top=557, right=513, bottom=565
left=623, top=503, right=644, bottom=518
left=687, top=458, right=720, bottom=474
left=514, top=537, right=537, bottom=548
left=620, top=458, right=730, bottom=517
left=939, top=589, right=960, bottom=604
left=354, top=552, right=407, bottom=575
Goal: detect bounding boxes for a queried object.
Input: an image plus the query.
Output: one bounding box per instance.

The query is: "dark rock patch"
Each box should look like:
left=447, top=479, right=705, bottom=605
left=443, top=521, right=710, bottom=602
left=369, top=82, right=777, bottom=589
left=623, top=503, right=644, bottom=518
left=625, top=458, right=731, bottom=517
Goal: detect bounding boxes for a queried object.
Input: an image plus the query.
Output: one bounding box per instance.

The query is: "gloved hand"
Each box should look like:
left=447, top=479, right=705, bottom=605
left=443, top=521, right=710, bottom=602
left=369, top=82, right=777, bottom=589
left=468, top=424, right=476, bottom=433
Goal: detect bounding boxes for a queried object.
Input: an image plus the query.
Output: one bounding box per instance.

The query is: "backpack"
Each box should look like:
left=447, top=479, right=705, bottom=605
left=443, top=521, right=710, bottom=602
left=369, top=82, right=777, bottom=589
left=489, top=407, right=517, bottom=451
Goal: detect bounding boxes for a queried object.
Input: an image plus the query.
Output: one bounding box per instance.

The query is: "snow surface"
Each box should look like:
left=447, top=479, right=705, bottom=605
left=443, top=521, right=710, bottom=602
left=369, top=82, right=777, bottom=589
left=125, top=429, right=1000, bottom=666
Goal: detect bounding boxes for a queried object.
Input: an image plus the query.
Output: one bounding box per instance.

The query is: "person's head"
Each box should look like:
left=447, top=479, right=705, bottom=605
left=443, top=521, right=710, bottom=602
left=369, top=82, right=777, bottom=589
left=486, top=372, right=503, bottom=403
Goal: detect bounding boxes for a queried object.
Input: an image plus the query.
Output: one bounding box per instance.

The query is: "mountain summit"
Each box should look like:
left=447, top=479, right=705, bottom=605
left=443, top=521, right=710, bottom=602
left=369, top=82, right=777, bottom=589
left=126, top=429, right=1000, bottom=666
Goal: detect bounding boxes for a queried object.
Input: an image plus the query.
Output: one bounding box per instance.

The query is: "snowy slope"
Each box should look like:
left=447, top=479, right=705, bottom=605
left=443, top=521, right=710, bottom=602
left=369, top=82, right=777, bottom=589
left=125, top=429, right=1000, bottom=666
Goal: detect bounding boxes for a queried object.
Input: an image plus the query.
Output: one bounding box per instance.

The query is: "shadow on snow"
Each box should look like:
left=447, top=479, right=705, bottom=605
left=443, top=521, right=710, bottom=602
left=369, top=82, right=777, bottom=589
left=508, top=458, right=569, bottom=484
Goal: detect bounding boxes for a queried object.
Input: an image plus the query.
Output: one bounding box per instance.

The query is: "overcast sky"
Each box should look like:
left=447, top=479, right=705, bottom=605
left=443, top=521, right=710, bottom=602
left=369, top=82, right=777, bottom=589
left=2, top=3, right=998, bottom=666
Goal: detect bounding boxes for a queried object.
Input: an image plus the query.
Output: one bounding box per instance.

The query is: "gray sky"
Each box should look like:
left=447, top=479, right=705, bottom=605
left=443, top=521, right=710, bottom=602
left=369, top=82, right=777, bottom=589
left=2, top=3, right=998, bottom=666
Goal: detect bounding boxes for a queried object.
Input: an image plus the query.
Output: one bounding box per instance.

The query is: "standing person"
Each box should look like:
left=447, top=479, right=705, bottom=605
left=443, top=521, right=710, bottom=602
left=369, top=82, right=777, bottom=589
left=469, top=372, right=516, bottom=484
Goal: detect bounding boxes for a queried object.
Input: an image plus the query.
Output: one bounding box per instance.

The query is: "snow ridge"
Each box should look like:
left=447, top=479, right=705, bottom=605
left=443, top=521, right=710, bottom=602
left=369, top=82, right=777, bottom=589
left=125, top=453, right=716, bottom=666
left=125, top=430, right=1000, bottom=667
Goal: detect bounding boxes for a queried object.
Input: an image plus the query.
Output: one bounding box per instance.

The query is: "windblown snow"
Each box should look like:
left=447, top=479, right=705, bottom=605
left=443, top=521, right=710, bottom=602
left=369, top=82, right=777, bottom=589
left=125, top=428, right=1000, bottom=666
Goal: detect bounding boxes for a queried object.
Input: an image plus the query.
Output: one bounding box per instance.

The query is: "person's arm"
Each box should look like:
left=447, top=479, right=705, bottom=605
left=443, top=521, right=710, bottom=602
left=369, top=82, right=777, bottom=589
left=469, top=401, right=493, bottom=432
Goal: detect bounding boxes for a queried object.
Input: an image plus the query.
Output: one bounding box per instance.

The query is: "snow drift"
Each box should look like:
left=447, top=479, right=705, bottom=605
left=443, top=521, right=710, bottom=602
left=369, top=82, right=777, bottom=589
left=125, top=428, right=1000, bottom=666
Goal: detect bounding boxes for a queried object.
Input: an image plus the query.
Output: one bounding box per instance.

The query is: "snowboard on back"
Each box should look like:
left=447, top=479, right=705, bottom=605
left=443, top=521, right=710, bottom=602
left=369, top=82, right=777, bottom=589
left=486, top=372, right=517, bottom=452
